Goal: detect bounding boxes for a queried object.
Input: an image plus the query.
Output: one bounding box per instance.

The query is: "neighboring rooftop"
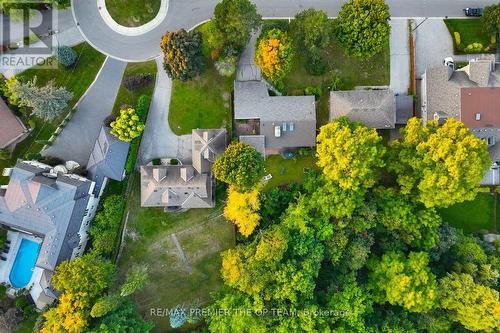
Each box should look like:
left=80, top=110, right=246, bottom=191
left=234, top=81, right=316, bottom=149
left=329, top=90, right=396, bottom=129
left=239, top=135, right=266, bottom=157
left=0, top=161, right=93, bottom=272
left=0, top=98, right=28, bottom=149
left=192, top=129, right=227, bottom=174
left=461, top=87, right=500, bottom=129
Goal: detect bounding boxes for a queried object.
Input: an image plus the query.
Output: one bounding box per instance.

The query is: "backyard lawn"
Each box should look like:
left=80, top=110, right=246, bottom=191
left=106, top=0, right=161, bottom=27
left=444, top=19, right=496, bottom=53
left=439, top=192, right=497, bottom=233
left=117, top=176, right=235, bottom=332
left=112, top=60, right=157, bottom=115
left=0, top=43, right=105, bottom=184
left=263, top=153, right=318, bottom=191
left=168, top=22, right=234, bottom=135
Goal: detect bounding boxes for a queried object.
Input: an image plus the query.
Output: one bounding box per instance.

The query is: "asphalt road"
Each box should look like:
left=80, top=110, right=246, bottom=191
left=73, top=0, right=500, bottom=62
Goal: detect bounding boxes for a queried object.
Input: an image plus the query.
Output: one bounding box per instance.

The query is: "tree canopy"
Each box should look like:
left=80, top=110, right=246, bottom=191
left=213, top=142, right=264, bottom=191
left=110, top=107, right=145, bottom=142
left=335, top=0, right=391, bottom=59
left=388, top=117, right=491, bottom=208
left=160, top=29, right=204, bottom=81
left=481, top=3, right=500, bottom=34
left=224, top=186, right=261, bottom=237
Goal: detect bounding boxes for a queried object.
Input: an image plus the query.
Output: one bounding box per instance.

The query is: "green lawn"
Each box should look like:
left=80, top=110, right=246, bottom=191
left=444, top=19, right=496, bottom=53
left=117, top=176, right=235, bottom=332
left=439, top=192, right=496, bottom=233
left=106, top=0, right=161, bottom=27
left=112, top=60, right=157, bottom=115
left=263, top=153, right=318, bottom=191
left=0, top=43, right=105, bottom=184
left=169, top=22, right=234, bottom=135
left=281, top=24, right=390, bottom=127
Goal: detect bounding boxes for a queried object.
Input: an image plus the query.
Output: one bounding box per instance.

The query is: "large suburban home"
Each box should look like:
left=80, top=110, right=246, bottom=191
left=0, top=125, right=129, bottom=309
left=0, top=98, right=29, bottom=150
left=140, top=128, right=227, bottom=210
left=234, top=80, right=316, bottom=157
left=329, top=90, right=397, bottom=129
left=421, top=55, right=500, bottom=185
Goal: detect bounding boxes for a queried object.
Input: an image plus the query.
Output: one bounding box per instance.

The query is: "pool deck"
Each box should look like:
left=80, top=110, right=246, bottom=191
left=0, top=231, right=42, bottom=296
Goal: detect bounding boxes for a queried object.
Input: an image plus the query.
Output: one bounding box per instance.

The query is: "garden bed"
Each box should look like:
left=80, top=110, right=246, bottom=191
left=444, top=19, right=496, bottom=54
left=105, top=0, right=161, bottom=27
left=168, top=22, right=234, bottom=135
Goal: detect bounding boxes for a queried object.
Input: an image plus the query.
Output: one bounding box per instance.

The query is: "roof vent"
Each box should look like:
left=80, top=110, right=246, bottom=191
left=476, top=113, right=481, bottom=121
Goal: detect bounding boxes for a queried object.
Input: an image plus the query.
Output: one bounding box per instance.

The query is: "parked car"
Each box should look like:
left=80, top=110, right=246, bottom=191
left=463, top=7, right=483, bottom=17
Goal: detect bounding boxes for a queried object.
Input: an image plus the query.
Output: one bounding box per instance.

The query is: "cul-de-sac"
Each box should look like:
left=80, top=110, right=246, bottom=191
left=0, top=1, right=500, bottom=332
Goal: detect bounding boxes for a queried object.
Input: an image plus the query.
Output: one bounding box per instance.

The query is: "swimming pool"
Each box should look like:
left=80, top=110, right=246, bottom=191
left=9, top=239, right=40, bottom=289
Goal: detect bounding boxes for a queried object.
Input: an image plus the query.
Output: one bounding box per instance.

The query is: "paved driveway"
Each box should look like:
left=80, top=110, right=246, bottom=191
left=73, top=0, right=500, bottom=62
left=389, top=19, right=410, bottom=94
left=42, top=57, right=126, bottom=165
left=137, top=57, right=192, bottom=166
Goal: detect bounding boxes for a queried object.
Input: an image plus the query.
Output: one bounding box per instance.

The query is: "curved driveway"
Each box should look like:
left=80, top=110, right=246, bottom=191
left=74, top=0, right=500, bottom=62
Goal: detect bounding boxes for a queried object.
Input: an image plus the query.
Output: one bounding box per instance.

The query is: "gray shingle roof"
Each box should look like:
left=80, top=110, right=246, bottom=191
left=396, top=95, right=414, bottom=125
left=140, top=165, right=213, bottom=208
left=87, top=126, right=130, bottom=184
left=329, top=90, right=396, bottom=129
left=0, top=161, right=93, bottom=271
left=234, top=81, right=316, bottom=148
left=192, top=129, right=227, bottom=174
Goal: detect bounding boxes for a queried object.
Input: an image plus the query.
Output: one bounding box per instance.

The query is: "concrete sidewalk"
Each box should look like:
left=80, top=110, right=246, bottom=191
left=137, top=57, right=192, bottom=166
left=42, top=57, right=127, bottom=165
left=389, top=19, right=410, bottom=94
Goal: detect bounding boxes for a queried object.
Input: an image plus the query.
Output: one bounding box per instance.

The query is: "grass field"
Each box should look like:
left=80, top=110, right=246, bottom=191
left=439, top=192, right=497, bottom=233
left=112, top=60, right=157, bottom=115
left=444, top=19, right=495, bottom=54
left=0, top=43, right=105, bottom=184
left=263, top=153, right=318, bottom=190
left=168, top=22, right=234, bottom=135
left=106, top=0, right=161, bottom=27
left=117, top=176, right=235, bottom=332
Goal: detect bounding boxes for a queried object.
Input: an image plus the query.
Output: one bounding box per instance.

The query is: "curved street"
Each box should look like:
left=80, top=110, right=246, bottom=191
left=73, top=0, right=500, bottom=62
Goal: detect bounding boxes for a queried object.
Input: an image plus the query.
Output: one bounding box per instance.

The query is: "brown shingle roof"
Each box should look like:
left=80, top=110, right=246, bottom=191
left=0, top=98, right=28, bottom=149
left=461, top=87, right=500, bottom=128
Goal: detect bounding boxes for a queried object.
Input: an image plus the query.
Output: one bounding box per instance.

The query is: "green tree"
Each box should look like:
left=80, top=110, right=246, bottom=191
left=89, top=195, right=125, bottom=256
left=12, top=78, right=73, bottom=121
left=439, top=273, right=500, bottom=332
left=316, top=117, right=386, bottom=191
left=335, top=0, right=391, bottom=59
left=90, top=301, right=154, bottom=332
left=120, top=265, right=149, bottom=297
left=368, top=251, right=438, bottom=313
left=90, top=294, right=121, bottom=318
left=110, top=107, right=145, bottom=142
left=160, top=29, right=204, bottom=81
left=1, top=76, right=20, bottom=105
left=388, top=117, right=490, bottom=208
left=213, top=0, right=261, bottom=52
left=254, top=28, right=294, bottom=86
left=481, top=3, right=500, bottom=34
left=375, top=188, right=442, bottom=249
left=290, top=8, right=333, bottom=74
left=213, top=142, right=264, bottom=191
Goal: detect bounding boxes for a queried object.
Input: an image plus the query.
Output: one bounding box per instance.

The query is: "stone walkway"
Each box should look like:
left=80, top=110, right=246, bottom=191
left=42, top=57, right=127, bottom=165
left=137, top=57, right=192, bottom=166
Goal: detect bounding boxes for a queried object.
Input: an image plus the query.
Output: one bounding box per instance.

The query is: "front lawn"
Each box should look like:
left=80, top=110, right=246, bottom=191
left=263, top=152, right=318, bottom=191
left=0, top=43, right=105, bottom=184
left=439, top=192, right=496, bottom=233
left=117, top=176, right=235, bottom=332
left=105, top=0, right=161, bottom=27
left=168, top=22, right=234, bottom=135
left=444, top=19, right=496, bottom=54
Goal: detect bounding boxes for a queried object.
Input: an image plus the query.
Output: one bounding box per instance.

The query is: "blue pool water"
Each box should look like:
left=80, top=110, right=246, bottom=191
left=9, top=239, right=40, bottom=289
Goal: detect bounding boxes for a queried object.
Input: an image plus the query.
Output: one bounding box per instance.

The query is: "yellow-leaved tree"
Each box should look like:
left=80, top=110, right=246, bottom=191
left=110, top=108, right=145, bottom=142
left=224, top=186, right=260, bottom=237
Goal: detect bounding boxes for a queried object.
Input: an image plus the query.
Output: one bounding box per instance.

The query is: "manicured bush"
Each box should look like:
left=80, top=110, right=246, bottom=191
left=454, top=32, right=461, bottom=46
left=110, top=108, right=145, bottom=142
left=89, top=195, right=125, bottom=256
left=326, top=76, right=344, bottom=91
left=123, top=73, right=153, bottom=91
left=304, top=86, right=322, bottom=101
left=55, top=46, right=78, bottom=68
left=0, top=149, right=10, bottom=160
left=464, top=43, right=484, bottom=53
left=125, top=140, right=140, bottom=174
left=215, top=55, right=236, bottom=77
left=136, top=94, right=151, bottom=121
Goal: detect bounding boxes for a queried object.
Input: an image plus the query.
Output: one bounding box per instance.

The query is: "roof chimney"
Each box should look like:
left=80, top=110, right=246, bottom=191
left=180, top=167, right=194, bottom=182
left=152, top=168, right=167, bottom=182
